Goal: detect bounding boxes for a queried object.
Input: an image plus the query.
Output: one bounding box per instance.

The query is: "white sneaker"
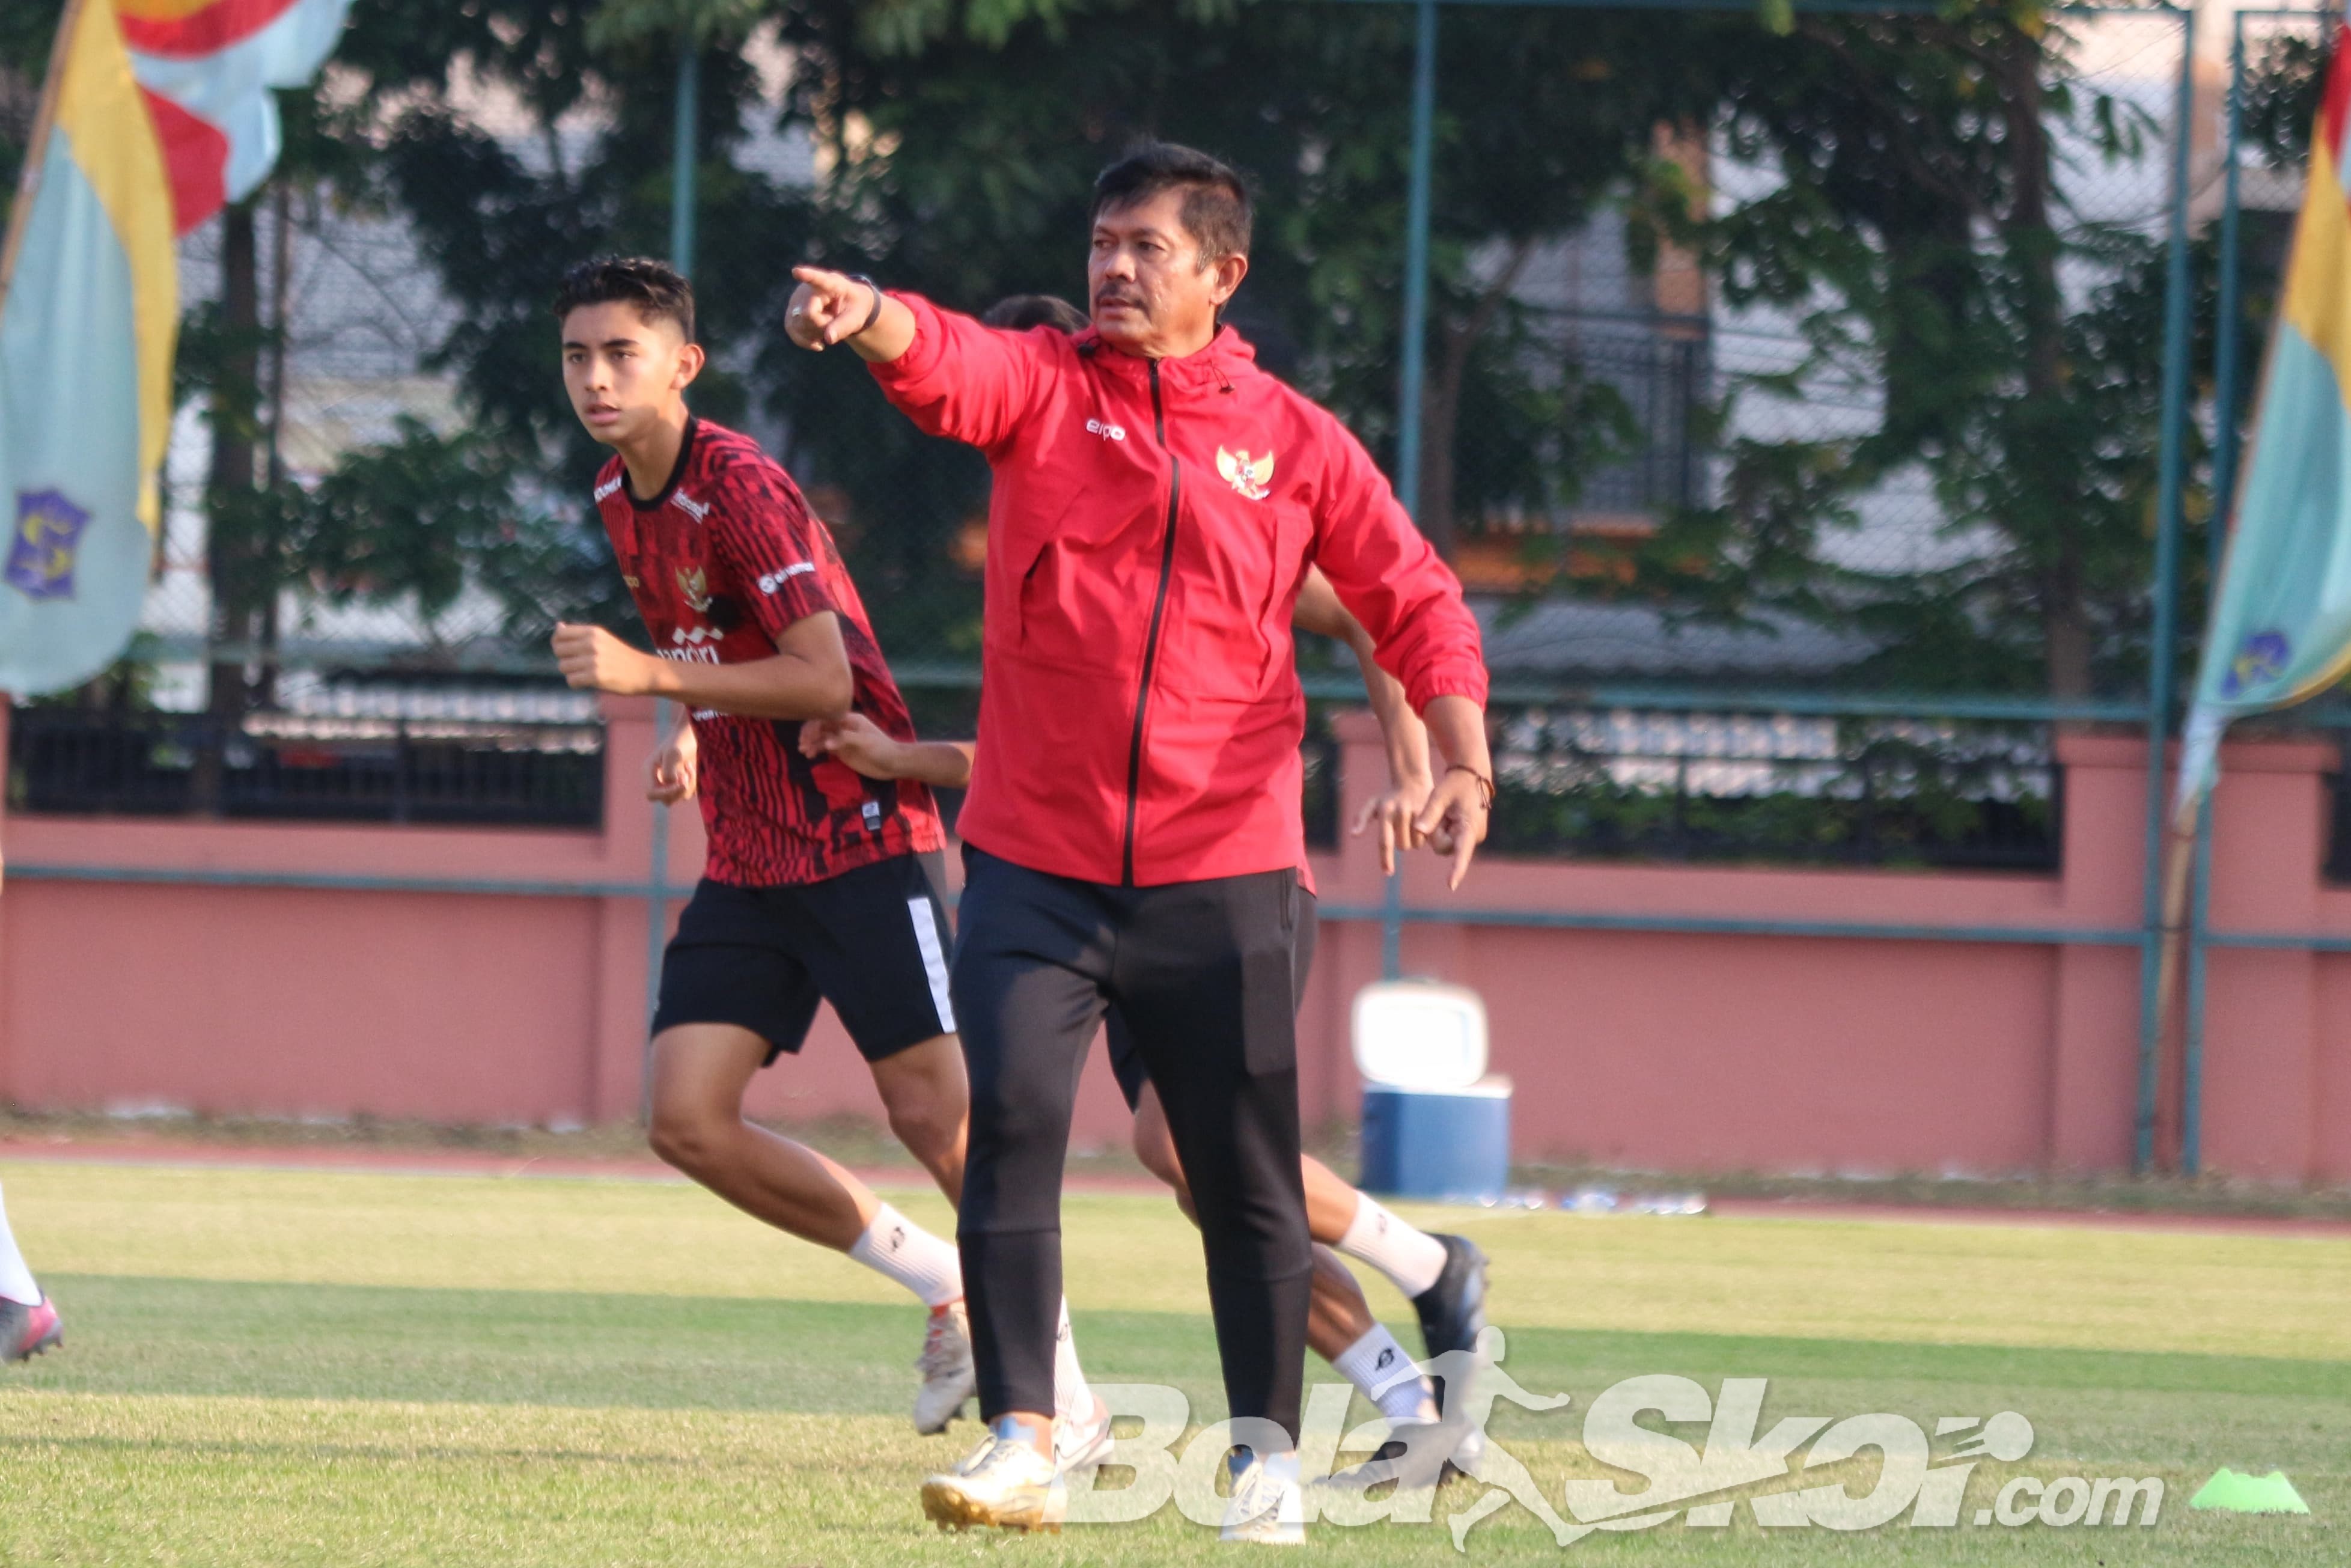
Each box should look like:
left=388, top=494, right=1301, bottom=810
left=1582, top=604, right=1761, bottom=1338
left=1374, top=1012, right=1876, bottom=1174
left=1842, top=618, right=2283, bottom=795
left=921, top=1430, right=1067, bottom=1533
left=1221, top=1451, right=1305, bottom=1545
left=912, top=1301, right=976, bottom=1435
left=1317, top=1414, right=1478, bottom=1495
left=1054, top=1393, right=1114, bottom=1475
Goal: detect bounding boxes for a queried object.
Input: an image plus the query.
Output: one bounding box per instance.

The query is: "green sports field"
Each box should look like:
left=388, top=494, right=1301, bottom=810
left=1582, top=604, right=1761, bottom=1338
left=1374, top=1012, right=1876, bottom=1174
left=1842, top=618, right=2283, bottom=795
left=0, top=1158, right=2341, bottom=1564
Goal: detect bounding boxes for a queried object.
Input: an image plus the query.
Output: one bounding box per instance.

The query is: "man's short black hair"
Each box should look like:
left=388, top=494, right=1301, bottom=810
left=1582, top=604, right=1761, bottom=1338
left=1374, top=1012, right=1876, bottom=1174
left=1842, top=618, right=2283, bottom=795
left=981, top=294, right=1090, bottom=334
left=553, top=255, right=696, bottom=343
left=1091, top=142, right=1252, bottom=267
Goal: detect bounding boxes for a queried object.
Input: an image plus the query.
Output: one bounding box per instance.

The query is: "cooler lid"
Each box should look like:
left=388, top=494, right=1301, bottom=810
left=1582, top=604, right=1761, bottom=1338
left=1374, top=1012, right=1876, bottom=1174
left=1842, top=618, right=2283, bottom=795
left=1351, top=978, right=1489, bottom=1091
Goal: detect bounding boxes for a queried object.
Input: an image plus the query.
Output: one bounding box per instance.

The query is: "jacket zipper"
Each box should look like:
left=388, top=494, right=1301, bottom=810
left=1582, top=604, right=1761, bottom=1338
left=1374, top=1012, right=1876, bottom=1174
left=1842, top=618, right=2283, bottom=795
left=1122, top=360, right=1182, bottom=885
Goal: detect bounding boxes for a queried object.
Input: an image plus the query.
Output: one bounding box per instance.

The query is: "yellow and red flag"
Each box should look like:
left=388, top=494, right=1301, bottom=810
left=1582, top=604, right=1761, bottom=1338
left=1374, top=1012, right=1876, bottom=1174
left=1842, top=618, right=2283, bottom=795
left=0, top=0, right=347, bottom=694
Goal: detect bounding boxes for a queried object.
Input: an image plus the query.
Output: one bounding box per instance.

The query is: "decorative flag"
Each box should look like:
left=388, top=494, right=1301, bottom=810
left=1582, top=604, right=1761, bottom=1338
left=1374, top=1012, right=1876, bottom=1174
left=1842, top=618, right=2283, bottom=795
left=0, top=0, right=349, bottom=696
left=2180, top=22, right=2351, bottom=813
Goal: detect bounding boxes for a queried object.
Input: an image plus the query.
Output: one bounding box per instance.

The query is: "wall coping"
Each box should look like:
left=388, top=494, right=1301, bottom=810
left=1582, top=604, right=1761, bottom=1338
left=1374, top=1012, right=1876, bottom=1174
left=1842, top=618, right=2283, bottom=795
left=2057, top=731, right=2337, bottom=773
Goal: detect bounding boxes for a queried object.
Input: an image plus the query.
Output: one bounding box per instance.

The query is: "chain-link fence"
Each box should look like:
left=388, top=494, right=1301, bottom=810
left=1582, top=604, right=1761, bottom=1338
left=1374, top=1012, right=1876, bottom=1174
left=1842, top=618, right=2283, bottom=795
left=1, top=1, right=2216, bottom=862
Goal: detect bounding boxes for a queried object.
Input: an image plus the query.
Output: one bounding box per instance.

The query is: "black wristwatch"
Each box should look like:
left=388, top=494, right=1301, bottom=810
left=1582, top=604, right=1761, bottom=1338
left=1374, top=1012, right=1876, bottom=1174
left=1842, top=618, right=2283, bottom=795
left=843, top=273, right=886, bottom=342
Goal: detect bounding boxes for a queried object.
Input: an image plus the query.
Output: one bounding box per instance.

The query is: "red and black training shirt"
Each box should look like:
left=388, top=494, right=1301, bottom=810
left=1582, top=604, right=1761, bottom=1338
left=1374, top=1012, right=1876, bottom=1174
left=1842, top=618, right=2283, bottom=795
left=593, top=417, right=944, bottom=886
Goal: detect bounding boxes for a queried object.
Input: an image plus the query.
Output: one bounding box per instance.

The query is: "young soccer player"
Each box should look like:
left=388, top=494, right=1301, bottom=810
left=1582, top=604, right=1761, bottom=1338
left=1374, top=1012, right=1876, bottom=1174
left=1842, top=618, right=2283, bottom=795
left=550, top=256, right=1100, bottom=1457
left=0, top=1181, right=61, bottom=1363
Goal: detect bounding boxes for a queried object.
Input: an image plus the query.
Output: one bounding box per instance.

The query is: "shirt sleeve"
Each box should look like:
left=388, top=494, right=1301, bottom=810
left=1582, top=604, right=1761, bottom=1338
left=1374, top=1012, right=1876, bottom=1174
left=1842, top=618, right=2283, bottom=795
left=706, top=465, right=838, bottom=644
left=865, top=293, right=1055, bottom=453
left=1305, top=408, right=1491, bottom=713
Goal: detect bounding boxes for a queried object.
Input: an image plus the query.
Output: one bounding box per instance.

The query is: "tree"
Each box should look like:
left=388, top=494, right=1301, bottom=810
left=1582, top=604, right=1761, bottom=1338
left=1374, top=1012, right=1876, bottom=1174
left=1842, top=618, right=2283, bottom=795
left=771, top=0, right=1727, bottom=559
left=1623, top=5, right=2198, bottom=698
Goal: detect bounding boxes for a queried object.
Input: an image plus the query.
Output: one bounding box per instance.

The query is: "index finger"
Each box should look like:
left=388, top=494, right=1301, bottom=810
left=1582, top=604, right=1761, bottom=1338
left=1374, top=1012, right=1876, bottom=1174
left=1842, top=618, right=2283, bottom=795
left=1448, top=813, right=1476, bottom=890
left=790, top=264, right=852, bottom=295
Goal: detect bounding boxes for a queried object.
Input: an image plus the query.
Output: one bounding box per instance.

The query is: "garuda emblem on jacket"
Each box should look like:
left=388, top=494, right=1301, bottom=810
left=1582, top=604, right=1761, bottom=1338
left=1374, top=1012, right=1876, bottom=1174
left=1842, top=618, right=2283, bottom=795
left=1216, top=447, right=1274, bottom=502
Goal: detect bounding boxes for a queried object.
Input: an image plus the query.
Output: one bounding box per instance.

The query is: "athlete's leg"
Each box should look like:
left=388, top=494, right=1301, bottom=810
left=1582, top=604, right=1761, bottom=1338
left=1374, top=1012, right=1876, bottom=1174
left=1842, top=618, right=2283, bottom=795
left=0, top=1181, right=38, bottom=1307
left=1133, top=1086, right=1361, bottom=1341
left=950, top=850, right=1114, bottom=1450
left=1130, top=1081, right=1433, bottom=1412
left=650, top=1023, right=898, bottom=1250
left=1117, top=870, right=1314, bottom=1446
left=868, top=1033, right=967, bottom=1204
left=1305, top=1246, right=1373, bottom=1349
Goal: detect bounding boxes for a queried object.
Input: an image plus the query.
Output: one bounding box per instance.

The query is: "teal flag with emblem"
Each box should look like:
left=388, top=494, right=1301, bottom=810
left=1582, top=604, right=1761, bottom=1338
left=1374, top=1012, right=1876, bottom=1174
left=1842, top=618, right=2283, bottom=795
left=2180, top=22, right=2351, bottom=818
left=0, top=0, right=178, bottom=695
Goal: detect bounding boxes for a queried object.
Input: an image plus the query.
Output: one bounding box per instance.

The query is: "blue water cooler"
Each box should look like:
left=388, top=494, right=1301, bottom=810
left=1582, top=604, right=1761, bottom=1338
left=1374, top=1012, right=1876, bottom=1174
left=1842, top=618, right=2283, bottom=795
left=1350, top=979, right=1511, bottom=1204
left=1360, top=1079, right=1513, bottom=1203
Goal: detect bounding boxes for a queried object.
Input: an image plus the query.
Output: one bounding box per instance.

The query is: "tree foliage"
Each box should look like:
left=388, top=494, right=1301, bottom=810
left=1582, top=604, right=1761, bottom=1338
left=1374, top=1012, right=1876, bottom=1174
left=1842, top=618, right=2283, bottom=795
left=0, top=0, right=2224, bottom=706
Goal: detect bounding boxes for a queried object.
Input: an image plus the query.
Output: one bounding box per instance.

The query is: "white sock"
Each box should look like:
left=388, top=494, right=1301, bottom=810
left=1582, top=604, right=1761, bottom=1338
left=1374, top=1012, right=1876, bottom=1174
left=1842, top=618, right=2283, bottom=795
left=1337, top=1195, right=1450, bottom=1299
left=847, top=1204, right=962, bottom=1308
left=0, top=1182, right=40, bottom=1307
left=1333, top=1325, right=1438, bottom=1423
left=1054, top=1297, right=1093, bottom=1418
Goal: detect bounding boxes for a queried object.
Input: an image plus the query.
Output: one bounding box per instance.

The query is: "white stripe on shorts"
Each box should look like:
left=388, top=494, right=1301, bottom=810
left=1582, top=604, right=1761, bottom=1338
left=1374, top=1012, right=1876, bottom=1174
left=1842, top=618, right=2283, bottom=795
left=907, top=897, right=957, bottom=1034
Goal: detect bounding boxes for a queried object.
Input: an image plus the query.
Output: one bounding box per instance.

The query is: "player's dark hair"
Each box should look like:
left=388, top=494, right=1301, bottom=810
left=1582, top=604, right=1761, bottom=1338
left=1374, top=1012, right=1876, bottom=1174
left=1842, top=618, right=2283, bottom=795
left=1091, top=142, right=1252, bottom=267
left=980, top=294, right=1090, bottom=334
left=553, top=255, right=697, bottom=343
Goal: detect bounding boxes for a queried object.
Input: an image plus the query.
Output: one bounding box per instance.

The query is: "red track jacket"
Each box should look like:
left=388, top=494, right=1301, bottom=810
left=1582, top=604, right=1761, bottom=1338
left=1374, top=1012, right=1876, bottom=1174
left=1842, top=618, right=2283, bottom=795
left=870, top=296, right=1489, bottom=887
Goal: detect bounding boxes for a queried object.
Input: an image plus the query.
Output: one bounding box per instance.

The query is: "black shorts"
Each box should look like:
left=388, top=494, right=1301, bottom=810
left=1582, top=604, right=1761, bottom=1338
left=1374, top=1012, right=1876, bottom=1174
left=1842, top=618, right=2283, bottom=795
left=653, top=852, right=958, bottom=1064
left=1103, top=891, right=1319, bottom=1111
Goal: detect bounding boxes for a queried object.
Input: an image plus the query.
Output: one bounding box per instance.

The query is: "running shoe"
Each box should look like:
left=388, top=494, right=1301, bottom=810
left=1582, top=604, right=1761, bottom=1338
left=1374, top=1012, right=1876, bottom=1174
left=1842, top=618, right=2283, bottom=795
left=1, top=1297, right=60, bottom=1364
left=1317, top=1414, right=1472, bottom=1495
left=921, top=1430, right=1067, bottom=1533
left=1221, top=1451, right=1305, bottom=1545
left=1411, top=1234, right=1489, bottom=1360
left=912, top=1299, right=976, bottom=1435
left=1054, top=1393, right=1114, bottom=1475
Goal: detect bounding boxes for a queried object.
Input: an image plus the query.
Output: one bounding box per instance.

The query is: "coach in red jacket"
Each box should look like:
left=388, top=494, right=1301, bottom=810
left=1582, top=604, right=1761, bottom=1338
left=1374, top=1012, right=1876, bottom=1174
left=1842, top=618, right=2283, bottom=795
left=787, top=142, right=1493, bottom=1536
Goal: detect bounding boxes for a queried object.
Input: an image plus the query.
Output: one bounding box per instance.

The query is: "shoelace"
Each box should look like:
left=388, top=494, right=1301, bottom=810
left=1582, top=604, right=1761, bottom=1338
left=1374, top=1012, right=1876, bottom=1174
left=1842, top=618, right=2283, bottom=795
left=1227, top=1465, right=1283, bottom=1522
left=915, top=1315, right=964, bottom=1377
left=966, top=1438, right=1044, bottom=1483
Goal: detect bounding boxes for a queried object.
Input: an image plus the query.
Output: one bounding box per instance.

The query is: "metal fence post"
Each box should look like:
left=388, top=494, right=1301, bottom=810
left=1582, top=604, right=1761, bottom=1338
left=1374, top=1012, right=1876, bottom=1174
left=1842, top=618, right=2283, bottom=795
left=671, top=34, right=699, bottom=281
left=2184, top=11, right=2264, bottom=1180
left=2133, top=1, right=2198, bottom=1174
left=1383, top=0, right=1439, bottom=981
left=644, top=32, right=699, bottom=1068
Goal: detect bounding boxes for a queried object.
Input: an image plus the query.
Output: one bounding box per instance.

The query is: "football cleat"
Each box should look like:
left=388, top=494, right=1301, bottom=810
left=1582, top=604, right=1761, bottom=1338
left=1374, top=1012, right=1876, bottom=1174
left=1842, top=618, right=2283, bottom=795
left=1, top=1297, right=61, bottom=1364
left=1054, top=1393, right=1114, bottom=1475
left=1221, top=1451, right=1306, bottom=1545
left=1316, top=1415, right=1475, bottom=1496
left=912, top=1299, right=977, bottom=1435
left=921, top=1429, right=1067, bottom=1533
left=1412, top=1234, right=1489, bottom=1361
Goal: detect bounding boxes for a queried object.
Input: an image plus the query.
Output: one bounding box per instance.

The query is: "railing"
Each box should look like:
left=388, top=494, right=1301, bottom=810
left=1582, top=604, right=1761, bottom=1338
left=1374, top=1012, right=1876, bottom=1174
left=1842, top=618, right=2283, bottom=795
left=7, top=708, right=605, bottom=828
left=1487, top=708, right=2059, bottom=870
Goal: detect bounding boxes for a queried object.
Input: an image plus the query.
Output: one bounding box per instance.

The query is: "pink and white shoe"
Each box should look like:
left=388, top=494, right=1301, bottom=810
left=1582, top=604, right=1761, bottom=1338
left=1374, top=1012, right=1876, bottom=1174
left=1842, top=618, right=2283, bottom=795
left=1, top=1297, right=60, bottom=1363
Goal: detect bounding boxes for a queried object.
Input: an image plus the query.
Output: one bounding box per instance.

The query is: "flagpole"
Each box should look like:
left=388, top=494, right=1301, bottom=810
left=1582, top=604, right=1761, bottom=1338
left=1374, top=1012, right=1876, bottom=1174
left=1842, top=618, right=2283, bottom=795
left=2133, top=0, right=2198, bottom=1174
left=0, top=0, right=85, bottom=317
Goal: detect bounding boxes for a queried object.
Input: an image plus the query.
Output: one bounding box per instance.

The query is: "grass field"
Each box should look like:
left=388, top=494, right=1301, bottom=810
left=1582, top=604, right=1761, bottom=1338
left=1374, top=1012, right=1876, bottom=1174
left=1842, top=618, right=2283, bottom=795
left=0, top=1158, right=2342, bottom=1564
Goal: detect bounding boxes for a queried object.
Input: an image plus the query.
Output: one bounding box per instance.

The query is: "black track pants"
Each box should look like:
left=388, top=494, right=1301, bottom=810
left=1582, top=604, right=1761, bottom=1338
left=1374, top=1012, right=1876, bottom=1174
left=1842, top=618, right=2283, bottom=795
left=951, top=847, right=1314, bottom=1441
